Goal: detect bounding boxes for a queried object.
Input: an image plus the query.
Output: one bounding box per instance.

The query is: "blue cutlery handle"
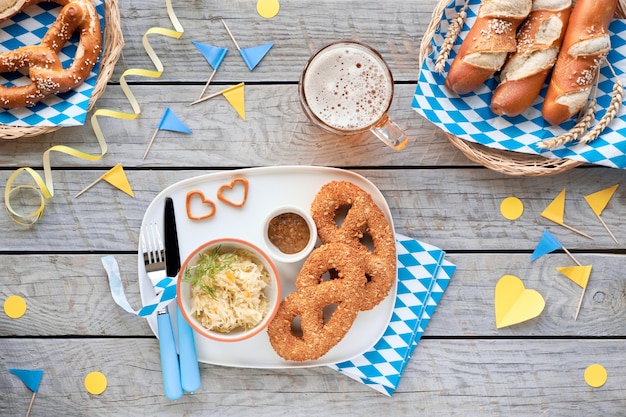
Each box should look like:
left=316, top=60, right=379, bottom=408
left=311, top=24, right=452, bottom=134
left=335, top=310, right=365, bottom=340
left=177, top=306, right=201, bottom=392
left=157, top=311, right=184, bottom=400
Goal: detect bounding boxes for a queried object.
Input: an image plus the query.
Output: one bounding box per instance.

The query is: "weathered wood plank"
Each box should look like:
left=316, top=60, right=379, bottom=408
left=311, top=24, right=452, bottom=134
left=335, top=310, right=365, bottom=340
left=1, top=168, right=626, bottom=251
left=115, top=0, right=436, bottom=82
left=1, top=338, right=623, bottom=417
left=0, top=84, right=457, bottom=168
left=2, top=253, right=625, bottom=338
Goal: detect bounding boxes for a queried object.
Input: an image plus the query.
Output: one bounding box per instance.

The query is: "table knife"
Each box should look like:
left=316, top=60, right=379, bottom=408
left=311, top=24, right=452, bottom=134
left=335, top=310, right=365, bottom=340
left=164, top=197, right=202, bottom=393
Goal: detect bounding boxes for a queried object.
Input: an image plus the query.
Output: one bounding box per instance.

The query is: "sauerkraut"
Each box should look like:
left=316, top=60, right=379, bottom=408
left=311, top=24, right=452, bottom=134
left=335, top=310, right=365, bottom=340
left=183, top=246, right=270, bottom=333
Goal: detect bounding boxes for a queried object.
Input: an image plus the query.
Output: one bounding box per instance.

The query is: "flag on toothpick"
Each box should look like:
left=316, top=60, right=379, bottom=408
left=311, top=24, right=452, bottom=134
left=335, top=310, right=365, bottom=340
left=531, top=229, right=581, bottom=266
left=189, top=83, right=246, bottom=120
left=221, top=19, right=273, bottom=70
left=239, top=41, right=274, bottom=70
left=193, top=41, right=228, bottom=70
left=557, top=265, right=592, bottom=289
left=192, top=41, right=228, bottom=100
left=557, top=265, right=593, bottom=320
left=541, top=188, right=592, bottom=239
left=157, top=107, right=192, bottom=134
left=9, top=369, right=43, bottom=417
left=75, top=164, right=135, bottom=198
left=102, top=164, right=134, bottom=197
left=144, top=107, right=192, bottom=159
left=221, top=83, right=246, bottom=120
left=584, top=184, right=619, bottom=243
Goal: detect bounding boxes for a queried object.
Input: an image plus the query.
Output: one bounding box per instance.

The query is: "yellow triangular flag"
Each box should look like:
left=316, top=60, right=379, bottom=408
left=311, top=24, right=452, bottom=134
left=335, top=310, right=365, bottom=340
left=222, top=82, right=245, bottom=120
left=557, top=265, right=592, bottom=289
left=540, top=189, right=592, bottom=239
left=584, top=184, right=618, bottom=216
left=541, top=188, right=566, bottom=225
left=102, top=164, right=135, bottom=197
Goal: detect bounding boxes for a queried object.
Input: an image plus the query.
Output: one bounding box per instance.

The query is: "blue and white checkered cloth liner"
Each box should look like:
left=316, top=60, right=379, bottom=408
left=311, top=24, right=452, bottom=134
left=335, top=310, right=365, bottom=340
left=329, top=234, right=456, bottom=396
left=412, top=0, right=626, bottom=169
left=0, top=0, right=104, bottom=127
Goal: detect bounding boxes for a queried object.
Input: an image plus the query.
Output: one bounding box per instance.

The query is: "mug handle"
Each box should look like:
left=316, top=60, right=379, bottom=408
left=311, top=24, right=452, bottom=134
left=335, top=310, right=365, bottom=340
left=370, top=115, right=409, bottom=151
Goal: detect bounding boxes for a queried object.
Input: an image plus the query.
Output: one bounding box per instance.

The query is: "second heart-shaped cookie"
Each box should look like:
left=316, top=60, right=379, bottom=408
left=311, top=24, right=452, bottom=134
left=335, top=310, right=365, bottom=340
left=186, top=190, right=217, bottom=221
left=218, top=178, right=249, bottom=208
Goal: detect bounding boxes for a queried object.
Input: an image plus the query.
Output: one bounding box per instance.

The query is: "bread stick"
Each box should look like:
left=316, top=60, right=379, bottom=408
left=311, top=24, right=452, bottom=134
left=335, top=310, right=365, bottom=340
left=491, top=0, right=572, bottom=116
left=541, top=0, right=618, bottom=125
left=445, top=0, right=532, bottom=95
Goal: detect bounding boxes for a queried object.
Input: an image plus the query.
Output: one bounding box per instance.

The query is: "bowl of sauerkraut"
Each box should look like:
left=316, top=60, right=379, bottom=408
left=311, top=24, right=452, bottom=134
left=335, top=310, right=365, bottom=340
left=177, top=238, right=281, bottom=342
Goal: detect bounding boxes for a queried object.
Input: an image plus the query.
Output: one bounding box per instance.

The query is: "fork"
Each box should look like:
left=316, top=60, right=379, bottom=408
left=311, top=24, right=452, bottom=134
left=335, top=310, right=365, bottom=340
left=142, top=224, right=184, bottom=401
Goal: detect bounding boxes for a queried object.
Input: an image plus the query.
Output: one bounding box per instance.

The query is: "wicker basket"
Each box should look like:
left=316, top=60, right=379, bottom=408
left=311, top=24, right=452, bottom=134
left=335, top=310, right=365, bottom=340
left=419, top=0, right=626, bottom=176
left=0, top=0, right=124, bottom=139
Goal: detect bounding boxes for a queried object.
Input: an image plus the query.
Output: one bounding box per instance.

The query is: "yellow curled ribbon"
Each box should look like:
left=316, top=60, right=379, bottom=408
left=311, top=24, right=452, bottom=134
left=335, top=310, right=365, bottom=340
left=4, top=0, right=184, bottom=226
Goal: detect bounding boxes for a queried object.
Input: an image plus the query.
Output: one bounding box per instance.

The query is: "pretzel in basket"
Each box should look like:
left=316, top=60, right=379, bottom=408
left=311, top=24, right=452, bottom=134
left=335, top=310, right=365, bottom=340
left=0, top=0, right=101, bottom=108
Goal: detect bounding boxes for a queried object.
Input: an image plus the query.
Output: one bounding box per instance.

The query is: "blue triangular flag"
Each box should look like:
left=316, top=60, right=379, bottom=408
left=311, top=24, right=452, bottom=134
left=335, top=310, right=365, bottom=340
left=158, top=107, right=192, bottom=134
left=9, top=369, right=43, bottom=393
left=530, top=229, right=563, bottom=261
left=240, top=41, right=274, bottom=70
left=192, top=41, right=228, bottom=70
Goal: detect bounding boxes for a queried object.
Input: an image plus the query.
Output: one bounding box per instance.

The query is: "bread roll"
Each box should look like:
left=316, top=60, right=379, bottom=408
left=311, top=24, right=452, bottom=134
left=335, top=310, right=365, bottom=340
left=491, top=0, right=571, bottom=116
left=0, top=0, right=31, bottom=21
left=445, top=0, right=532, bottom=95
left=541, top=0, right=618, bottom=125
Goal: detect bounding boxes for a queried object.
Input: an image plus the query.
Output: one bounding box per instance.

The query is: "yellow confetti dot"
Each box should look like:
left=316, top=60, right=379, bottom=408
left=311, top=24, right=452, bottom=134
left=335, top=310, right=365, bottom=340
left=257, top=0, right=280, bottom=18
left=4, top=295, right=26, bottom=319
left=500, top=196, right=524, bottom=220
left=584, top=364, right=607, bottom=388
left=84, top=371, right=107, bottom=395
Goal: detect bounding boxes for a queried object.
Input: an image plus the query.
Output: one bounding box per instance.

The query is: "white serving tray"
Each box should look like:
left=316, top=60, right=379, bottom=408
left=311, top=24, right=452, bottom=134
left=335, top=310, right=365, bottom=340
left=138, top=166, right=397, bottom=368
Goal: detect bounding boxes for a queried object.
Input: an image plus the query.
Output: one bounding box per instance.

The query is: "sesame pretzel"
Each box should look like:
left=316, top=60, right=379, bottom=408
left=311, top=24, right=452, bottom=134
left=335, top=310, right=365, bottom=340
left=0, top=0, right=101, bottom=108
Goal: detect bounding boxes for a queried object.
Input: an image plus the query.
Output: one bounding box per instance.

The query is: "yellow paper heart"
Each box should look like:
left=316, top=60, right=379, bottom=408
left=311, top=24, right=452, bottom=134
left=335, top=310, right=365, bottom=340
left=495, top=275, right=545, bottom=328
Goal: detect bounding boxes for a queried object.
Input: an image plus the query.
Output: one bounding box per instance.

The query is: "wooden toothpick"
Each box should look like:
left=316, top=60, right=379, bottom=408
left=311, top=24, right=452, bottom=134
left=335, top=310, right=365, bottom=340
left=596, top=213, right=619, bottom=243
left=197, top=68, right=218, bottom=100
left=75, top=174, right=105, bottom=198
left=574, top=287, right=586, bottom=321
left=189, top=89, right=224, bottom=106
left=25, top=391, right=36, bottom=417
left=221, top=19, right=240, bottom=51
left=143, top=128, right=160, bottom=159
left=559, top=223, right=593, bottom=240
left=561, top=246, right=582, bottom=267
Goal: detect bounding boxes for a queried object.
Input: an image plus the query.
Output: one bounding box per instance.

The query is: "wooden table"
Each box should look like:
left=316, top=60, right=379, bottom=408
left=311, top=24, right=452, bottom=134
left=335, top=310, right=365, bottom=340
left=2, top=0, right=626, bottom=415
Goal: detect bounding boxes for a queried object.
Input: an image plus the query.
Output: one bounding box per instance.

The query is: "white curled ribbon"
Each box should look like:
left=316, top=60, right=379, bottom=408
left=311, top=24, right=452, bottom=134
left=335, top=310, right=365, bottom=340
left=101, top=255, right=176, bottom=317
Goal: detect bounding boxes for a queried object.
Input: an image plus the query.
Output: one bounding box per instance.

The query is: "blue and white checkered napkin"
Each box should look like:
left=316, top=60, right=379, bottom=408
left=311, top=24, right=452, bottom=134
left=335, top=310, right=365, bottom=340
left=0, top=0, right=104, bottom=127
left=329, top=234, right=456, bottom=396
left=412, top=0, right=626, bottom=169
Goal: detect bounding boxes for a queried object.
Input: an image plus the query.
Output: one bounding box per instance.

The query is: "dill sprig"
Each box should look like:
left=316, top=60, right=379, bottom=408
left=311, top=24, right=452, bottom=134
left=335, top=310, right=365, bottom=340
left=182, top=245, right=236, bottom=297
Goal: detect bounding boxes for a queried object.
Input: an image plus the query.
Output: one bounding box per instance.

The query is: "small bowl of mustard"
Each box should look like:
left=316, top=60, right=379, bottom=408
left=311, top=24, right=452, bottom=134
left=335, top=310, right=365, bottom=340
left=263, top=205, right=317, bottom=263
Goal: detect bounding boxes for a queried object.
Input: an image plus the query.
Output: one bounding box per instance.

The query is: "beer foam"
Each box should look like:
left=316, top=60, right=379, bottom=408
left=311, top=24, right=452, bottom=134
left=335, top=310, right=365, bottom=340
left=302, top=44, right=392, bottom=131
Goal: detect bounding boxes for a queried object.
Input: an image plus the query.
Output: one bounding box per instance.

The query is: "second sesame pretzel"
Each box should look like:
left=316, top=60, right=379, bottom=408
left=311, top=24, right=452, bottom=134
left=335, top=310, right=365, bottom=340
left=0, top=0, right=101, bottom=108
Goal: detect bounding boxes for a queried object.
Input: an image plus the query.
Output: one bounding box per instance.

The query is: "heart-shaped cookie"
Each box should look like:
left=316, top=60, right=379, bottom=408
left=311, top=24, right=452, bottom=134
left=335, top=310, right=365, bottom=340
left=495, top=275, right=545, bottom=328
left=217, top=178, right=249, bottom=208
left=186, top=190, right=217, bottom=221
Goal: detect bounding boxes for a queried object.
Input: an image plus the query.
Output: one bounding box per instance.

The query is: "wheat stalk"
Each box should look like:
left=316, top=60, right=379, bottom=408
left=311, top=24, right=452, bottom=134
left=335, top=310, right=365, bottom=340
left=578, top=74, right=623, bottom=145
left=538, top=58, right=624, bottom=150
left=536, top=101, right=596, bottom=150
left=434, top=0, right=469, bottom=73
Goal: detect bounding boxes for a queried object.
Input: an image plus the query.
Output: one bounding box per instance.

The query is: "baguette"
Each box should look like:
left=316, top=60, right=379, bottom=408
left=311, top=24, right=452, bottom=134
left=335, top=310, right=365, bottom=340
left=491, top=0, right=572, bottom=116
left=541, top=0, right=618, bottom=125
left=445, top=0, right=532, bottom=95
